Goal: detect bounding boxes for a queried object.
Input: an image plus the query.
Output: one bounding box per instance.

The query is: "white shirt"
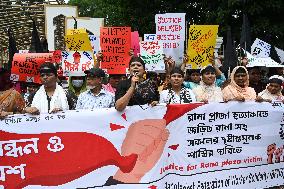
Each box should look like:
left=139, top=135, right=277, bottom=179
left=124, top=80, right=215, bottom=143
left=76, top=88, right=114, bottom=109
left=159, top=87, right=196, bottom=104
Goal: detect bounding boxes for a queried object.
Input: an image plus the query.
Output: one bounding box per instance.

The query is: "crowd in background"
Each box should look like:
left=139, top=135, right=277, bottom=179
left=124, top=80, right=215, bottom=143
left=1, top=51, right=284, bottom=119
left=1, top=51, right=284, bottom=189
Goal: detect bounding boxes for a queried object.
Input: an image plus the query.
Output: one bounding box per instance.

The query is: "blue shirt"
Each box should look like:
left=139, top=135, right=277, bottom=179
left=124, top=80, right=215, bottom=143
left=76, top=88, right=114, bottom=109
left=184, top=74, right=226, bottom=89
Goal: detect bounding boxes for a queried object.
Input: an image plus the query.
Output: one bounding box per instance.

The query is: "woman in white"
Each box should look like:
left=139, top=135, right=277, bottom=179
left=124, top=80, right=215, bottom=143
left=192, top=65, right=223, bottom=103
left=160, top=67, right=196, bottom=104
left=257, top=75, right=284, bottom=102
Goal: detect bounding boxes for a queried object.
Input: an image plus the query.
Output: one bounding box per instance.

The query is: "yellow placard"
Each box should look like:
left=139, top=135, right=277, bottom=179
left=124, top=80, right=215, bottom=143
left=187, top=25, right=219, bottom=69
left=64, top=33, right=92, bottom=51
left=66, top=28, right=86, bottom=35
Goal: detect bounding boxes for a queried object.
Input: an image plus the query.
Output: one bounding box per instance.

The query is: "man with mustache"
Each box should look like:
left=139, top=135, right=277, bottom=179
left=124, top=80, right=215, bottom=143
left=75, top=68, right=114, bottom=109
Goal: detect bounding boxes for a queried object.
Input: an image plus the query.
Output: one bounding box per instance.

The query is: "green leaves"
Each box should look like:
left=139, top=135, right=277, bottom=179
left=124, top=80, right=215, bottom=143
left=68, top=0, right=284, bottom=49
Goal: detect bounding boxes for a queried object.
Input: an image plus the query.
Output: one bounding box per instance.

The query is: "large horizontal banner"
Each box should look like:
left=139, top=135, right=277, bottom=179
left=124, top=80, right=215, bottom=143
left=0, top=102, right=284, bottom=189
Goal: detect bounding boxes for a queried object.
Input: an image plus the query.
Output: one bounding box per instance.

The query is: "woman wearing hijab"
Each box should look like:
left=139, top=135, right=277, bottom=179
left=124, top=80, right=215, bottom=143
left=0, top=68, right=25, bottom=119
left=66, top=76, right=87, bottom=110
left=222, top=66, right=256, bottom=102
left=160, top=67, right=196, bottom=104
left=192, top=65, right=223, bottom=103
left=256, top=75, right=284, bottom=102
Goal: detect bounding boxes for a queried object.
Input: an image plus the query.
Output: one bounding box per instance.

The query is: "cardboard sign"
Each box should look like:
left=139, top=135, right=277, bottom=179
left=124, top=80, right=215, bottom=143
left=155, top=13, right=186, bottom=65
left=89, top=35, right=100, bottom=55
left=246, top=51, right=284, bottom=68
left=275, top=47, right=284, bottom=63
left=100, top=27, right=131, bottom=74
left=144, top=34, right=157, bottom=42
left=251, top=38, right=271, bottom=58
left=61, top=51, right=94, bottom=76
left=18, top=50, right=29, bottom=54
left=140, top=41, right=164, bottom=71
left=52, top=50, right=62, bottom=64
left=131, top=31, right=140, bottom=56
left=65, top=33, right=92, bottom=51
left=11, top=53, right=53, bottom=83
left=66, top=28, right=86, bottom=35
left=187, top=25, right=219, bottom=69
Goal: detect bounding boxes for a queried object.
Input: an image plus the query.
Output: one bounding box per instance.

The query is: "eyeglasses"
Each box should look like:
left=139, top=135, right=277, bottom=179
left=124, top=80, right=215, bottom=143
left=40, top=73, right=55, bottom=77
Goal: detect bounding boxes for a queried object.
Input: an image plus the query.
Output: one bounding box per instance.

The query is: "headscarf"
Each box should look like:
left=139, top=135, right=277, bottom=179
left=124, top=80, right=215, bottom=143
left=222, top=66, right=256, bottom=100
left=68, top=76, right=87, bottom=95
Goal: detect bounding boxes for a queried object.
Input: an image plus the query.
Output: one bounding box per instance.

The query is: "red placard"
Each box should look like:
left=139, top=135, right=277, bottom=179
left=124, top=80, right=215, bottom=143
left=100, top=27, right=131, bottom=74
left=131, top=31, right=140, bottom=56
left=11, top=53, right=53, bottom=84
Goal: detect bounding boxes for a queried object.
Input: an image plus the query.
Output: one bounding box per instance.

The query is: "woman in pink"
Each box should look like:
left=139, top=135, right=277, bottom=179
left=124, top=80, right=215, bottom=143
left=222, top=66, right=256, bottom=102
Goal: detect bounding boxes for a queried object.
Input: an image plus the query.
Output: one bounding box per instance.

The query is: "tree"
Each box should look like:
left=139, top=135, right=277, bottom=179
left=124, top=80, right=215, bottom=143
left=68, top=0, right=284, bottom=49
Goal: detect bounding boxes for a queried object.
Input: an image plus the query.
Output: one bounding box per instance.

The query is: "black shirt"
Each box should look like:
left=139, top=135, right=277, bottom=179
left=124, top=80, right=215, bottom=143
left=115, top=78, right=159, bottom=106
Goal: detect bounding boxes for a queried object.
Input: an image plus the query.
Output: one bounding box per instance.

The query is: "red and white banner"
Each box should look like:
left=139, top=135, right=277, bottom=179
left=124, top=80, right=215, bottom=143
left=1, top=102, right=284, bottom=189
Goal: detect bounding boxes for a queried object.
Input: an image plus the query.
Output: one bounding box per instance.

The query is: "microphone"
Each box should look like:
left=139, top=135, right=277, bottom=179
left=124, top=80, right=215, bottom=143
left=133, top=71, right=139, bottom=90
left=133, top=71, right=139, bottom=77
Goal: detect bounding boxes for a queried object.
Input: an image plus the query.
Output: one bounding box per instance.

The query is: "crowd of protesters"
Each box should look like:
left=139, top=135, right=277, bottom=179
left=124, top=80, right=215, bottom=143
left=1, top=52, right=284, bottom=189
left=1, top=52, right=284, bottom=119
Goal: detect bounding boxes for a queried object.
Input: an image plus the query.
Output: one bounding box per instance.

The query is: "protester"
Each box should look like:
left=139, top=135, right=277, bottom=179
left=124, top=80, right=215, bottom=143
left=103, top=74, right=123, bottom=94
left=192, top=65, right=223, bottom=103
left=115, top=56, right=159, bottom=111
left=25, top=62, right=69, bottom=114
left=160, top=67, right=196, bottom=104
left=0, top=68, right=25, bottom=119
left=66, top=76, right=87, bottom=110
left=76, top=68, right=114, bottom=109
left=222, top=66, right=256, bottom=102
left=240, top=56, right=248, bottom=67
left=256, top=75, right=284, bottom=102
left=23, top=82, right=40, bottom=106
left=183, top=69, right=201, bottom=89
left=268, top=67, right=284, bottom=77
left=248, top=67, right=266, bottom=94
left=182, top=56, right=226, bottom=89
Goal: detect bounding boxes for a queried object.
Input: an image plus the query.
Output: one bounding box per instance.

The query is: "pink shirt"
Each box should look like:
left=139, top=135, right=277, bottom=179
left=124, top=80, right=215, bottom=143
left=103, top=83, right=116, bottom=94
